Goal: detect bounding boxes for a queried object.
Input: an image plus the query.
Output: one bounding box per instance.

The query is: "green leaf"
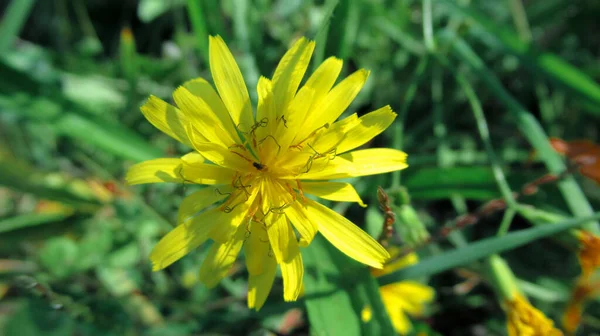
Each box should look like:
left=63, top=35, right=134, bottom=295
left=378, top=212, right=600, bottom=285
left=403, top=166, right=499, bottom=200
left=303, top=235, right=394, bottom=336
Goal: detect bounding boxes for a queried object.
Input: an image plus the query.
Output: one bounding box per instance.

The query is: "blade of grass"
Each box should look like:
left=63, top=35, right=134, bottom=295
left=440, top=56, right=516, bottom=209
left=378, top=211, right=600, bottom=285
left=439, top=32, right=599, bottom=234
left=391, top=56, right=429, bottom=188
left=0, top=212, right=73, bottom=234
left=0, top=0, right=36, bottom=52
left=186, top=0, right=209, bottom=63
left=440, top=0, right=600, bottom=113
left=312, top=0, right=340, bottom=70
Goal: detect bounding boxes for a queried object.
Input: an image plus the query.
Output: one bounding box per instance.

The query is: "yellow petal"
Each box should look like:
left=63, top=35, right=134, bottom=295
left=306, top=69, right=369, bottom=131
left=304, top=199, right=389, bottom=268
left=336, top=106, right=396, bottom=154
left=208, top=191, right=258, bottom=243
left=304, top=56, right=343, bottom=104
left=150, top=208, right=222, bottom=270
left=185, top=125, right=252, bottom=171
left=181, top=78, right=243, bottom=144
left=126, top=158, right=183, bottom=185
left=301, top=181, right=366, bottom=207
left=274, top=86, right=315, bottom=152
left=198, top=224, right=246, bottom=288
left=371, top=251, right=418, bottom=277
left=255, top=76, right=276, bottom=135
left=177, top=185, right=232, bottom=223
left=208, top=35, right=253, bottom=129
left=266, top=214, right=300, bottom=263
left=289, top=148, right=408, bottom=180
left=173, top=85, right=238, bottom=147
left=272, top=37, right=315, bottom=112
left=180, top=161, right=237, bottom=185
left=245, top=221, right=271, bottom=275
left=380, top=281, right=435, bottom=315
left=280, top=250, right=304, bottom=302
left=381, top=292, right=413, bottom=335
left=247, top=256, right=277, bottom=310
left=293, top=57, right=343, bottom=142
left=284, top=201, right=317, bottom=247
left=140, top=95, right=198, bottom=147
left=181, top=151, right=204, bottom=164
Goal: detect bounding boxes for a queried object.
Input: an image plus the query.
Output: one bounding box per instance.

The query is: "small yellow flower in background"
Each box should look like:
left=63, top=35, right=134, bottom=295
left=369, top=247, right=434, bottom=335
left=576, top=230, right=600, bottom=278
left=127, top=36, right=407, bottom=309
left=506, top=294, right=563, bottom=336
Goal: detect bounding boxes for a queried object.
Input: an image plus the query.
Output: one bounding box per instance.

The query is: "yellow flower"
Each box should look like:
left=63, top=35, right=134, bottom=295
left=370, top=248, right=434, bottom=335
left=506, top=294, right=563, bottom=336
left=127, top=36, right=407, bottom=310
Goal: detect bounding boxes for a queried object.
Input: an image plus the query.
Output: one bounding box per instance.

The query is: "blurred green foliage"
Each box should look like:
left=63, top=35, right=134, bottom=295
left=1, top=0, right=600, bottom=335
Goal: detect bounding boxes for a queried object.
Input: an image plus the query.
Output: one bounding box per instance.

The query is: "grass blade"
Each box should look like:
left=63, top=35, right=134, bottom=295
left=0, top=0, right=36, bottom=52
left=378, top=211, right=600, bottom=285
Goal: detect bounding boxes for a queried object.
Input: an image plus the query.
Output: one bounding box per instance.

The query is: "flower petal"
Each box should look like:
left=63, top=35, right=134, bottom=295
left=284, top=201, right=317, bottom=247
left=173, top=85, right=238, bottom=147
left=245, top=222, right=271, bottom=275
left=301, top=181, right=366, bottom=207
left=178, top=185, right=232, bottom=223
left=208, top=191, right=258, bottom=243
left=126, top=158, right=183, bottom=185
left=336, top=106, right=396, bottom=154
left=303, top=69, right=369, bottom=133
left=274, top=86, right=315, bottom=152
left=280, top=250, right=303, bottom=302
left=304, top=199, right=389, bottom=268
left=289, top=148, right=408, bottom=180
left=198, top=223, right=246, bottom=288
left=293, top=57, right=343, bottom=142
left=272, top=37, right=315, bottom=112
left=247, top=256, right=277, bottom=310
left=380, top=291, right=413, bottom=335
left=181, top=78, right=243, bottom=145
left=380, top=281, right=435, bottom=314
left=185, top=125, right=252, bottom=171
left=209, top=35, right=253, bottom=129
left=371, top=250, right=418, bottom=278
left=150, top=208, right=222, bottom=270
left=140, top=95, right=199, bottom=147
left=266, top=214, right=299, bottom=263
left=181, top=151, right=204, bottom=164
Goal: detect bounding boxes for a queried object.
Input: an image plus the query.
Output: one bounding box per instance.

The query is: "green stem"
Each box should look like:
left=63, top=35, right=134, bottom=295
left=422, top=0, right=436, bottom=52
left=0, top=0, right=36, bottom=52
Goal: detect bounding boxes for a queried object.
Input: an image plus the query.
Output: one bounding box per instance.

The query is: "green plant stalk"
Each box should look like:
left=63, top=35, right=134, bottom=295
left=497, top=208, right=517, bottom=236
left=391, top=56, right=429, bottom=188
left=186, top=0, right=209, bottom=64
left=441, top=33, right=599, bottom=234
left=488, top=254, right=519, bottom=300
left=0, top=0, right=36, bottom=52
